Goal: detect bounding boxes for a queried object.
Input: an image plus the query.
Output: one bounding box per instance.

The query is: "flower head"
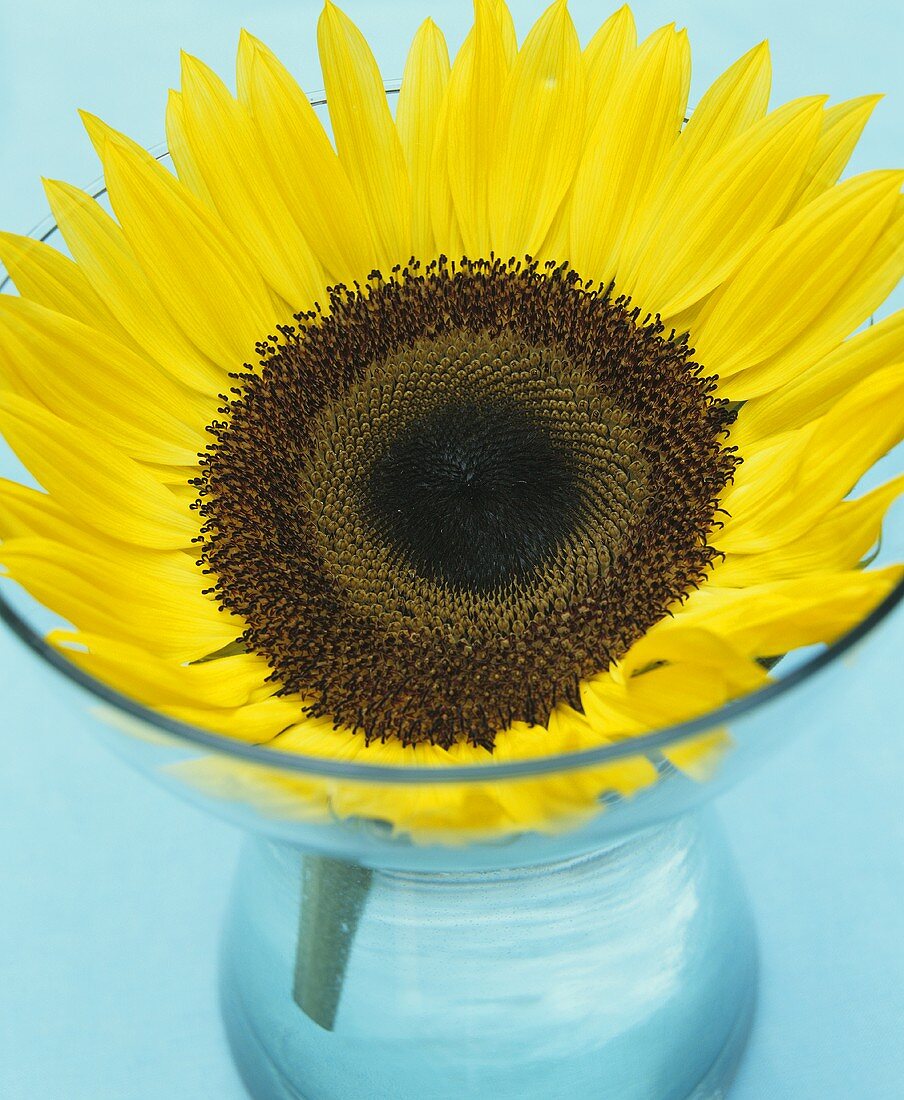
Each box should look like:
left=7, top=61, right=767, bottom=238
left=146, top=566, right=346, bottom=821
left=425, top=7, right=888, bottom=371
left=0, top=1, right=901, bottom=836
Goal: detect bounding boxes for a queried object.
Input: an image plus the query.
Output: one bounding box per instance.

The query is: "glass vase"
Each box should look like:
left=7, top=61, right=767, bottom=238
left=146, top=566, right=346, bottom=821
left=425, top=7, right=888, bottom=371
left=2, top=570, right=901, bottom=1100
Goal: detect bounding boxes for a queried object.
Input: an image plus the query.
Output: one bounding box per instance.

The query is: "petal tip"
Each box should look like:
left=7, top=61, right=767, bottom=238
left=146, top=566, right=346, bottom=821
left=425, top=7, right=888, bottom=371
left=180, top=50, right=205, bottom=81
left=856, top=91, right=885, bottom=111
left=415, top=15, right=444, bottom=44
left=78, top=109, right=115, bottom=159
left=616, top=4, right=637, bottom=32
left=77, top=107, right=102, bottom=132
left=40, top=176, right=71, bottom=201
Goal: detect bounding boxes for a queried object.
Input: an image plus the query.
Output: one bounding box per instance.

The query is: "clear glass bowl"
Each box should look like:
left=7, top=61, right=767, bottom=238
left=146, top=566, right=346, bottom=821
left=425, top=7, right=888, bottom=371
left=2, top=106, right=902, bottom=1100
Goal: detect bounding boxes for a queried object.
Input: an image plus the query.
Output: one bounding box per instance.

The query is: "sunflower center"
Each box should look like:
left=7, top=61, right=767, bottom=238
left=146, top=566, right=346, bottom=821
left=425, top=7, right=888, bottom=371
left=366, top=396, right=583, bottom=592
left=196, top=258, right=739, bottom=750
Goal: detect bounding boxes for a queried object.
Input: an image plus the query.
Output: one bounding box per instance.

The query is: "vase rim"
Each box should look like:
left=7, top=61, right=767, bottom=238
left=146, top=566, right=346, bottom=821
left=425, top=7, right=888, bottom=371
left=1, top=85, right=902, bottom=785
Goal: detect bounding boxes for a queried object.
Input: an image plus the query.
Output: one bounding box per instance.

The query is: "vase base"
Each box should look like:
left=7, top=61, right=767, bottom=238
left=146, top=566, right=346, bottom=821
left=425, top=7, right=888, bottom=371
left=686, top=979, right=757, bottom=1100
left=224, top=976, right=756, bottom=1100
left=223, top=978, right=309, bottom=1100
left=221, top=815, right=758, bottom=1100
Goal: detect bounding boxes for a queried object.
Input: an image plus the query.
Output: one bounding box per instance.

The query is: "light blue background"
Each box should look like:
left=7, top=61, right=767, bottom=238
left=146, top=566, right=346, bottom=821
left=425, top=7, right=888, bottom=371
left=0, top=2, right=902, bottom=1097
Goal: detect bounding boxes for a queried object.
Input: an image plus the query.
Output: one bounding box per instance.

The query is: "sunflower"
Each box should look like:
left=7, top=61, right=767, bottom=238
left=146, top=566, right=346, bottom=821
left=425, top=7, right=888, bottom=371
left=0, top=0, right=902, bottom=839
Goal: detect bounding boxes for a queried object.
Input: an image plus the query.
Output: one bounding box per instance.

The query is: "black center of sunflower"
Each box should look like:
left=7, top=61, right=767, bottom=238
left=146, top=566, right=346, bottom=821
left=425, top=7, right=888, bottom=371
left=366, top=398, right=582, bottom=592
left=195, top=258, right=739, bottom=750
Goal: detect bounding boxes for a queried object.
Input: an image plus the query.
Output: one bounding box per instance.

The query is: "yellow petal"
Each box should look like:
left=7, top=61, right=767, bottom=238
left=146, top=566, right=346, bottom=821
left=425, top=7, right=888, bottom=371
left=606, top=658, right=748, bottom=781
left=0, top=536, right=238, bottom=661
left=620, top=666, right=735, bottom=729
left=570, top=24, right=690, bottom=285
left=583, top=5, right=637, bottom=138
left=425, top=83, right=466, bottom=260
left=536, top=5, right=637, bottom=266
left=179, top=53, right=326, bottom=307
left=670, top=40, right=772, bottom=164
left=718, top=192, right=904, bottom=399
left=621, top=96, right=824, bottom=317
left=719, top=364, right=904, bottom=553
left=237, top=30, right=377, bottom=284
left=155, top=469, right=203, bottom=506
left=618, top=40, right=774, bottom=292
left=693, top=170, right=903, bottom=380
left=673, top=566, right=903, bottom=657
left=42, top=178, right=225, bottom=394
left=0, top=393, right=195, bottom=549
left=396, top=19, right=452, bottom=259
left=0, top=478, right=147, bottom=553
left=710, top=475, right=904, bottom=586
left=488, top=0, right=585, bottom=259
left=165, top=89, right=217, bottom=207
left=487, top=0, right=518, bottom=65
left=81, top=112, right=277, bottom=369
left=50, top=630, right=276, bottom=710
left=783, top=95, right=882, bottom=218
left=582, top=627, right=768, bottom=763
left=0, top=231, right=127, bottom=339
left=586, top=659, right=753, bottom=735
left=167, top=696, right=304, bottom=742
left=0, top=296, right=207, bottom=465
left=619, top=625, right=769, bottom=695
left=443, top=0, right=513, bottom=256
left=734, top=310, right=904, bottom=447
left=0, top=480, right=66, bottom=541
left=317, top=1, right=412, bottom=271
left=662, top=730, right=732, bottom=783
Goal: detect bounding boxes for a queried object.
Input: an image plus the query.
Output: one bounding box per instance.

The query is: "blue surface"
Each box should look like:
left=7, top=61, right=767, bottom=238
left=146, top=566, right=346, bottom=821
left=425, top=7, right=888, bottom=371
left=0, top=2, right=902, bottom=1097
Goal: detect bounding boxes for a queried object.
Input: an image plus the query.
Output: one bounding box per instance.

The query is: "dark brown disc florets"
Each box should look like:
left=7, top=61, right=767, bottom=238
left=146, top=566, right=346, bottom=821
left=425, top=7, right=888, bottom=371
left=195, top=258, right=739, bottom=749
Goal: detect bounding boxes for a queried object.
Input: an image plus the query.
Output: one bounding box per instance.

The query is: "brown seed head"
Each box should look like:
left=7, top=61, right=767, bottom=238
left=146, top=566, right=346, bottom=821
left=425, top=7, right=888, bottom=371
left=195, top=258, right=739, bottom=749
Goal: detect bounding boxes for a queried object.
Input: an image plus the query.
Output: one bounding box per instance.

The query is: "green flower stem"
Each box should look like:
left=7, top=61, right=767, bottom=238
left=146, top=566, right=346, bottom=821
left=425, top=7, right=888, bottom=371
left=293, top=854, right=373, bottom=1031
